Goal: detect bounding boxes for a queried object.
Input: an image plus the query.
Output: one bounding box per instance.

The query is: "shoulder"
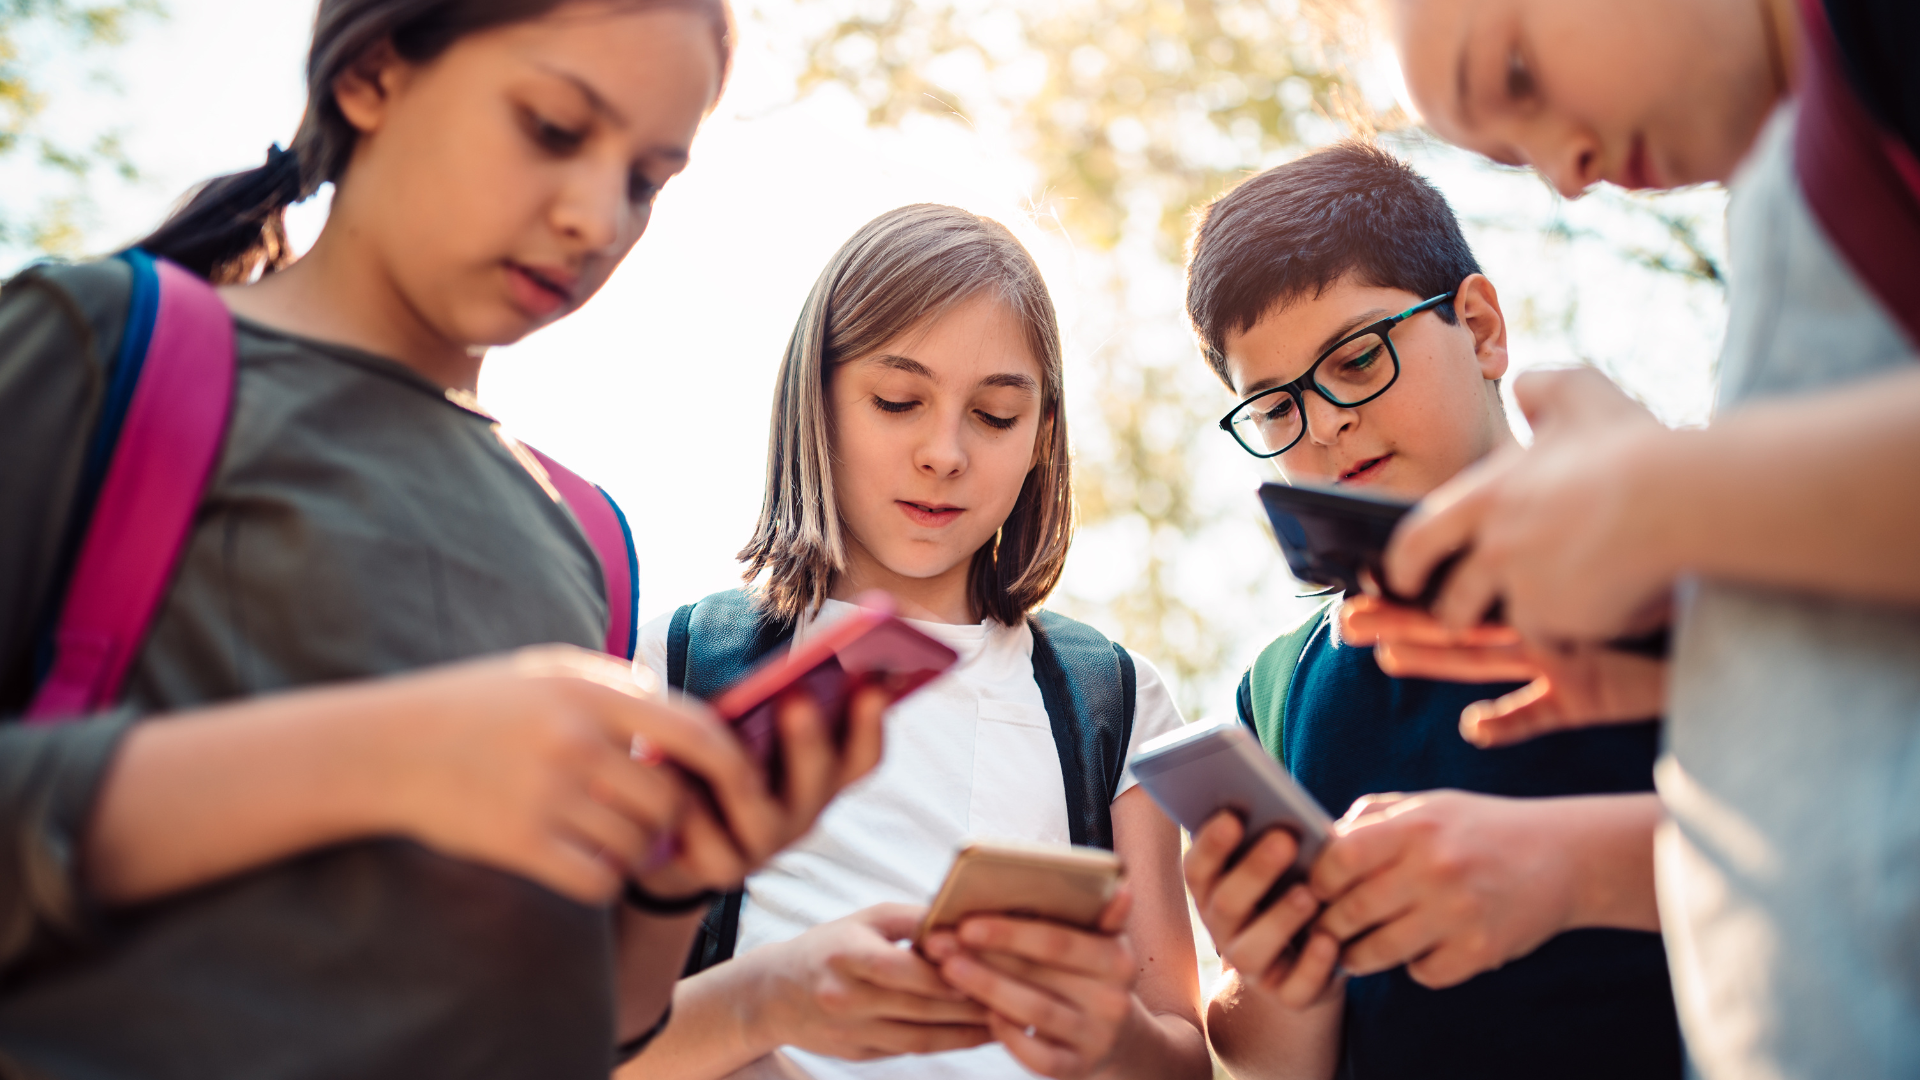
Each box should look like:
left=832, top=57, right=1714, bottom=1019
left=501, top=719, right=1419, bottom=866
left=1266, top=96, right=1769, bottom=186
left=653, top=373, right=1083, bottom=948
left=0, top=257, right=135, bottom=380
left=1122, top=646, right=1184, bottom=746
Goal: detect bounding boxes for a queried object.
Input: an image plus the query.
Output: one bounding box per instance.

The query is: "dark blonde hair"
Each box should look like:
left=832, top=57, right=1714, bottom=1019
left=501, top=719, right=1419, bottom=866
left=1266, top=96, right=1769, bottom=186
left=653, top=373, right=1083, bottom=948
left=138, top=0, right=733, bottom=284
left=740, top=204, right=1073, bottom=626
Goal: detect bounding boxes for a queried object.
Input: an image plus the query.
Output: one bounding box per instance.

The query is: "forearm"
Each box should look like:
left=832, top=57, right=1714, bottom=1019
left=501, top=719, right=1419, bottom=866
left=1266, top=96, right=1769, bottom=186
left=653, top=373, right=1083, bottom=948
left=1648, top=367, right=1920, bottom=605
left=85, top=682, right=413, bottom=903
left=1205, top=970, right=1342, bottom=1080
left=1096, top=997, right=1211, bottom=1080
left=1549, top=793, right=1662, bottom=933
left=616, top=905, right=707, bottom=1043
left=620, top=952, right=777, bottom=1079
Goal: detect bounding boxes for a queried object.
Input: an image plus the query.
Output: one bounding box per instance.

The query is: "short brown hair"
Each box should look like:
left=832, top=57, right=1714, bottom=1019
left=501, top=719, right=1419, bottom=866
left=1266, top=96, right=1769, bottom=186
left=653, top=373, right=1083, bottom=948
left=1185, top=140, right=1479, bottom=387
left=739, top=204, right=1072, bottom=626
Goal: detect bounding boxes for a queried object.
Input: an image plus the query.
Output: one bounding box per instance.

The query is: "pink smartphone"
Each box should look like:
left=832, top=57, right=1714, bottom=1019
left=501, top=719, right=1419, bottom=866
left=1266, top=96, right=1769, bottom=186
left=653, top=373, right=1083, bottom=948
left=712, top=593, right=958, bottom=786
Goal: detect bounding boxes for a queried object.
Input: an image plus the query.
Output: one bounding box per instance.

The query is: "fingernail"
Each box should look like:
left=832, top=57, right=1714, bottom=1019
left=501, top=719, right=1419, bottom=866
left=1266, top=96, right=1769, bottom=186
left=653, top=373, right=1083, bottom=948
left=631, top=735, right=662, bottom=764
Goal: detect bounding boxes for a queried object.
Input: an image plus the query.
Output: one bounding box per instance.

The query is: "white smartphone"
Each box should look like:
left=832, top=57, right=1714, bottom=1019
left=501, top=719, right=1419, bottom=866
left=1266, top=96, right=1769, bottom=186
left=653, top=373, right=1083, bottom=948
left=1129, top=717, right=1334, bottom=885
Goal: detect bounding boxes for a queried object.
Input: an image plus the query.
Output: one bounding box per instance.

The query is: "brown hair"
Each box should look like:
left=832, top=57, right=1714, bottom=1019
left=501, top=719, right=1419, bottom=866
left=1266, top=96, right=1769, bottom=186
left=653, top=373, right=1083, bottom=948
left=739, top=204, right=1073, bottom=627
left=137, top=0, right=733, bottom=284
left=1185, top=140, right=1478, bottom=388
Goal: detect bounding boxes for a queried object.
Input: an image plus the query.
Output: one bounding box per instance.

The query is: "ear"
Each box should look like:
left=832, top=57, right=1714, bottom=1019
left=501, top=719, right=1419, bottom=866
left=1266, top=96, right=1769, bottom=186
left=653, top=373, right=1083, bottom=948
left=331, top=39, right=412, bottom=135
left=1453, top=273, right=1509, bottom=382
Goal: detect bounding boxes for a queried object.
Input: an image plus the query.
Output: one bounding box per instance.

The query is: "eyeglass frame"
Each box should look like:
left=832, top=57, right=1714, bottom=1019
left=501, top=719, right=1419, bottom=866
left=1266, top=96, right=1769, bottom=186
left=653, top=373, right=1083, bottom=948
left=1215, top=291, right=1458, bottom=459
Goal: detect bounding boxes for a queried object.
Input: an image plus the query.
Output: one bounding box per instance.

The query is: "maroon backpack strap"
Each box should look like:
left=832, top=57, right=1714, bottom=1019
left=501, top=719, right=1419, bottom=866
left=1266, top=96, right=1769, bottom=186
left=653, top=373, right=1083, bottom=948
left=28, top=258, right=236, bottom=721
left=1794, top=0, right=1920, bottom=347
left=526, top=448, right=639, bottom=661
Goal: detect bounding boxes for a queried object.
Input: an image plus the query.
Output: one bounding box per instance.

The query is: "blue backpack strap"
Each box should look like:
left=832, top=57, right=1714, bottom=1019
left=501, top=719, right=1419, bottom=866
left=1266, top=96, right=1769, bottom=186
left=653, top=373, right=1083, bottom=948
left=669, top=588, right=795, bottom=978
left=1028, top=610, right=1137, bottom=851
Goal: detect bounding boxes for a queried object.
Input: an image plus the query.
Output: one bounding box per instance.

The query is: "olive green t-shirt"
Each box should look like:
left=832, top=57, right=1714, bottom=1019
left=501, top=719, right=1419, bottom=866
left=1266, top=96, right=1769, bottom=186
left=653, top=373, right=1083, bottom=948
left=0, top=258, right=620, bottom=1079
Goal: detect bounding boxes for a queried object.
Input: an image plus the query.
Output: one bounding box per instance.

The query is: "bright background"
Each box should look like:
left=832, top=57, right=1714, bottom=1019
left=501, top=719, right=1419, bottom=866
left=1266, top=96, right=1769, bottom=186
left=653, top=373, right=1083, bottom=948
left=2, top=0, right=1729, bottom=721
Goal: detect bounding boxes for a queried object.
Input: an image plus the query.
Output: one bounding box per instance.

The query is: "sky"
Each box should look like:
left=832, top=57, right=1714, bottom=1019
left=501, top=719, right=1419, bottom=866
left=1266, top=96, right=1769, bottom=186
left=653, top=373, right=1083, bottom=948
left=7, top=0, right=1730, bottom=718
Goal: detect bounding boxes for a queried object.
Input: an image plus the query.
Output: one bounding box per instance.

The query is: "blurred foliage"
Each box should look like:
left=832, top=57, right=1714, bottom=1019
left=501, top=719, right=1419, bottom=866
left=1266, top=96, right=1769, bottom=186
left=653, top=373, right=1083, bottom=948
left=0, top=0, right=161, bottom=254
left=797, top=0, right=1381, bottom=258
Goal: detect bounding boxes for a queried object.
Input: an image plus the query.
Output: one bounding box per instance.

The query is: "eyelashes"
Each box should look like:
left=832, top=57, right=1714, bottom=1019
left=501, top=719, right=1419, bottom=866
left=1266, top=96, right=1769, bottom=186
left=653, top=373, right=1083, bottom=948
left=871, top=395, right=1021, bottom=430
left=523, top=107, right=665, bottom=207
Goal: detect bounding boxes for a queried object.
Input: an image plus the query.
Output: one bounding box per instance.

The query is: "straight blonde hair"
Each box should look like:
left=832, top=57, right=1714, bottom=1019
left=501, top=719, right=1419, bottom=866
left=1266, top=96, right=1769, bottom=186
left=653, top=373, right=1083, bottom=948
left=739, top=204, right=1073, bottom=626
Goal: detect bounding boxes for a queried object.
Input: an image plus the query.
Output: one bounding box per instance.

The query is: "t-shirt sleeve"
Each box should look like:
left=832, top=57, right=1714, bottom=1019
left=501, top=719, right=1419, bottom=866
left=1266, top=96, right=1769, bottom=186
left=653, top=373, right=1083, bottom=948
left=1115, top=648, right=1185, bottom=798
left=0, top=259, right=139, bottom=972
left=633, top=609, right=676, bottom=686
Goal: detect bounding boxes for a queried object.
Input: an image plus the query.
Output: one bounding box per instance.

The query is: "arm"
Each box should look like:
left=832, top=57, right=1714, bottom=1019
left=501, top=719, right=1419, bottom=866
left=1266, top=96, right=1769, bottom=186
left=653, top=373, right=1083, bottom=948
left=1389, top=366, right=1920, bottom=643
left=1310, top=791, right=1663, bottom=989
left=619, top=904, right=991, bottom=1079
left=927, top=788, right=1212, bottom=1080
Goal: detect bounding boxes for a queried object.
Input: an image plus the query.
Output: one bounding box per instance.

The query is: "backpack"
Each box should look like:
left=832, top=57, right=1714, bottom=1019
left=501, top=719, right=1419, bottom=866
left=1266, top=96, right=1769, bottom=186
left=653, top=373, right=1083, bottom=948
left=1237, top=599, right=1335, bottom=769
left=25, top=249, right=638, bottom=722
left=668, top=587, right=1137, bottom=977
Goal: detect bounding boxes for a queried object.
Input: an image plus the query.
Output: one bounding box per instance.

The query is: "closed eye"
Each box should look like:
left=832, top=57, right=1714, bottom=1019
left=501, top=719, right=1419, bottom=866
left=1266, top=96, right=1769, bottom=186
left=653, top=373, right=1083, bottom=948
left=524, top=108, right=586, bottom=154
left=1505, top=47, right=1536, bottom=103
left=975, top=410, right=1018, bottom=431
left=628, top=168, right=662, bottom=205
left=873, top=395, right=918, bottom=414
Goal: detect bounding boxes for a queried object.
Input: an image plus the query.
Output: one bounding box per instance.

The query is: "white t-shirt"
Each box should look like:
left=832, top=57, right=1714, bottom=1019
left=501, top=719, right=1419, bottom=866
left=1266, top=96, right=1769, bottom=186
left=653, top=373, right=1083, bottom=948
left=635, top=598, right=1184, bottom=1080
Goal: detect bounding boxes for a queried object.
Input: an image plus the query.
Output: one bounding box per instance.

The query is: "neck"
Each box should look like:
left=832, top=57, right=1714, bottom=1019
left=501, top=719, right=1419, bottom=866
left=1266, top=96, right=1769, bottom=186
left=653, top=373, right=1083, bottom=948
left=1761, top=0, right=1804, bottom=96
left=830, top=536, right=978, bottom=625
left=217, top=216, right=485, bottom=392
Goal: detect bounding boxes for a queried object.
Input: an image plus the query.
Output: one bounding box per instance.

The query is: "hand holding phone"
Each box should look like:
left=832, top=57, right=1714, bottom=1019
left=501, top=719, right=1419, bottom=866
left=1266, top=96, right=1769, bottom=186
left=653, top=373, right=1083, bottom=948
left=712, top=593, right=957, bottom=789
left=915, top=840, right=1124, bottom=947
left=1257, top=482, right=1668, bottom=657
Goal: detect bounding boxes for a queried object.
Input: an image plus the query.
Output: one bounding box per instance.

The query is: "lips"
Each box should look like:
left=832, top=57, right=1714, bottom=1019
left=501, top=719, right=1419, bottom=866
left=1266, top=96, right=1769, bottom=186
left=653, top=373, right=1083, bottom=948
left=897, top=500, right=964, bottom=527
left=504, top=261, right=577, bottom=320
left=1337, top=454, right=1391, bottom=484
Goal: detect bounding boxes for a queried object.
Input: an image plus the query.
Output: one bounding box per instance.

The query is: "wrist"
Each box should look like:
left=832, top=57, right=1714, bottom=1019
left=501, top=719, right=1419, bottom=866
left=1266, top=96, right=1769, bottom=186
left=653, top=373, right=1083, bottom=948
left=1623, top=426, right=1698, bottom=587
left=733, top=940, right=793, bottom=1056
left=1551, top=795, right=1662, bottom=932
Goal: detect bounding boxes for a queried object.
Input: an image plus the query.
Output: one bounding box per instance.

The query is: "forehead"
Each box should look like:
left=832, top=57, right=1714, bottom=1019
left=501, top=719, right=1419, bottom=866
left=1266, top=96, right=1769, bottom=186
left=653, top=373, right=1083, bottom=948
left=1389, top=0, right=1505, bottom=140
left=869, top=293, right=1045, bottom=379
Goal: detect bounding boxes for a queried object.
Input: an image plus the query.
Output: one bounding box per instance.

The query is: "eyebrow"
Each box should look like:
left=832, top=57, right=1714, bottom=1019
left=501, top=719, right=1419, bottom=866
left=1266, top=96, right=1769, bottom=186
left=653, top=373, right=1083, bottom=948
left=869, top=354, right=1039, bottom=394
left=1238, top=309, right=1391, bottom=396
left=532, top=61, right=697, bottom=164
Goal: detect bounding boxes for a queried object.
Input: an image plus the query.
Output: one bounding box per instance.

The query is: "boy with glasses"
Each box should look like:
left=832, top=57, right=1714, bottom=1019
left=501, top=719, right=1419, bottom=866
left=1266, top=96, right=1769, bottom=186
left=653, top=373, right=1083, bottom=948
left=1178, top=142, right=1682, bottom=1080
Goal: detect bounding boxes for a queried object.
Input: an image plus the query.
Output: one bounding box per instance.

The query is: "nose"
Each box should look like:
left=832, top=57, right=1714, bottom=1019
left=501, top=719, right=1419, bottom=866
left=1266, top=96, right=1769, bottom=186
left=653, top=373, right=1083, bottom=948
left=913, top=410, right=968, bottom=478
left=549, top=159, right=632, bottom=254
left=1302, top=392, right=1358, bottom=448
left=1529, top=121, right=1603, bottom=198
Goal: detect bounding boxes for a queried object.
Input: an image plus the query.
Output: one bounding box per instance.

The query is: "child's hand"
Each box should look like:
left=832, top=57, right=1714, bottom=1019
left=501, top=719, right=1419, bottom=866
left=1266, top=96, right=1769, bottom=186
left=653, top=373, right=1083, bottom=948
left=1184, top=814, right=1344, bottom=1011
left=1340, top=595, right=1668, bottom=747
left=1307, top=790, right=1662, bottom=988
left=921, top=892, right=1142, bottom=1079
left=629, top=682, right=890, bottom=900
left=372, top=645, right=886, bottom=905
left=746, top=903, right=992, bottom=1060
left=1383, top=367, right=1676, bottom=642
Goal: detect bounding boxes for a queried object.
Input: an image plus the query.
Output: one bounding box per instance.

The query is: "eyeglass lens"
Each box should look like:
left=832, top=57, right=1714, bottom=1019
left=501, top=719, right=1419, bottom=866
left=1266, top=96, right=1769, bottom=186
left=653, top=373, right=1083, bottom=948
left=1227, top=331, right=1394, bottom=455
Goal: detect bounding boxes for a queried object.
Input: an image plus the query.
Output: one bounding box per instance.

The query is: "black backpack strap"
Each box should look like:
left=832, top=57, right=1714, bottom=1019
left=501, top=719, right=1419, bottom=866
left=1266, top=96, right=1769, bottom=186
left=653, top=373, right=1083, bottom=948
left=668, top=589, right=795, bottom=978
left=1028, top=611, right=1136, bottom=850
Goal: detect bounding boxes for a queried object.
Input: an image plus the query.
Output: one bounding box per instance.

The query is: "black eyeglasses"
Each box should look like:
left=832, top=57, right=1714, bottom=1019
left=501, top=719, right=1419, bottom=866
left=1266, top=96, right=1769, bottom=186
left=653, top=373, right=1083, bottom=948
left=1217, top=292, right=1456, bottom=459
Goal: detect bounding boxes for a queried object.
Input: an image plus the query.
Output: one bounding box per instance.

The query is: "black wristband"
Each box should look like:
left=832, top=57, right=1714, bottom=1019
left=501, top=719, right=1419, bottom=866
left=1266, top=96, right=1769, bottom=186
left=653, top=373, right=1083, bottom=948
left=615, top=1000, right=672, bottom=1064
left=623, top=880, right=719, bottom=916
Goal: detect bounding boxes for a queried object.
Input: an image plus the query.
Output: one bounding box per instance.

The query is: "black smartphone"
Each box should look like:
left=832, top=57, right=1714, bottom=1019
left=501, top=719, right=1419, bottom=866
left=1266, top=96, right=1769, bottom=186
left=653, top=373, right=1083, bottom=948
left=1257, top=482, right=1437, bottom=605
left=1256, top=481, right=1670, bottom=657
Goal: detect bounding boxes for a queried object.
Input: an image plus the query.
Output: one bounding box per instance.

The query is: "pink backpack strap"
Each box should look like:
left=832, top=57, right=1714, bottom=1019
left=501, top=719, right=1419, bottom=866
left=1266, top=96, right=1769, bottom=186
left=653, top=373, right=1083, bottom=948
left=526, top=449, right=638, bottom=661
left=28, top=258, right=236, bottom=721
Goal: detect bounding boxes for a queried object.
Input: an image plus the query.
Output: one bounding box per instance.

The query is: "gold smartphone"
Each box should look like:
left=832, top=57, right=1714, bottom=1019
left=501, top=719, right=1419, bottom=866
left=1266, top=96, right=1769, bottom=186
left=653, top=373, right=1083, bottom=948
left=915, top=839, right=1124, bottom=946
